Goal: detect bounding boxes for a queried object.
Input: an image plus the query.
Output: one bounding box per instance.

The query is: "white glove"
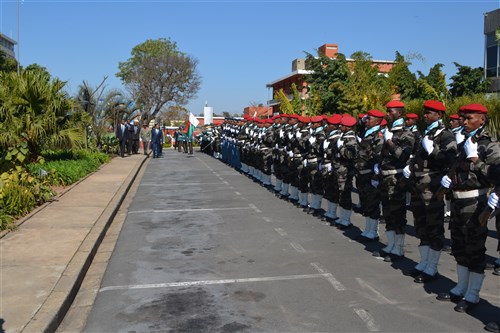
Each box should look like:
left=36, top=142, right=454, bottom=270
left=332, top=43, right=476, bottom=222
left=296, top=132, right=301, bottom=139
left=356, top=136, right=362, bottom=143
left=374, top=163, right=380, bottom=175
left=488, top=192, right=499, bottom=209
left=336, top=138, right=344, bottom=148
left=440, top=175, right=452, bottom=189
left=279, top=130, right=284, bottom=138
left=309, top=136, right=316, bottom=145
left=303, top=159, right=307, bottom=167
left=403, top=165, right=411, bottom=179
left=384, top=129, right=393, bottom=141
left=288, top=151, right=293, bottom=158
left=464, top=137, right=478, bottom=159
left=323, top=140, right=329, bottom=149
left=455, top=132, right=465, bottom=145
left=275, top=143, right=279, bottom=149
left=288, top=133, right=293, bottom=140
left=422, top=136, right=434, bottom=154
left=371, top=179, right=379, bottom=188
left=326, top=163, right=332, bottom=172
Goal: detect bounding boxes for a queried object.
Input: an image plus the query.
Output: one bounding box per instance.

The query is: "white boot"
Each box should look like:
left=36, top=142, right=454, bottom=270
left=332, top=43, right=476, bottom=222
left=298, top=192, right=304, bottom=205
left=463, top=272, right=485, bottom=304
left=289, top=186, right=298, bottom=200
left=274, top=179, right=282, bottom=192
left=365, top=218, right=379, bottom=239
left=302, top=192, right=309, bottom=207
left=423, top=249, right=441, bottom=277
left=280, top=183, right=289, bottom=197
left=361, top=217, right=371, bottom=237
left=340, top=208, right=352, bottom=227
left=390, top=233, right=405, bottom=257
left=337, top=207, right=345, bottom=225
left=381, top=230, right=396, bottom=254
left=310, top=194, right=320, bottom=209
left=450, top=265, right=470, bottom=297
left=414, top=245, right=430, bottom=272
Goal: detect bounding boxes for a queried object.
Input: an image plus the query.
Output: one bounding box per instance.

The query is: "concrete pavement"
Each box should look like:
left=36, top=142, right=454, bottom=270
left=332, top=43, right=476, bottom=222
left=0, top=153, right=148, bottom=333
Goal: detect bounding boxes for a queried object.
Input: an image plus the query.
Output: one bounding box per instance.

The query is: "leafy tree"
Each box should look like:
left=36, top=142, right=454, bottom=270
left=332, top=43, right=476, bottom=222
left=0, top=51, right=17, bottom=73
left=303, top=51, right=351, bottom=114
left=387, top=51, right=419, bottom=100
left=274, top=83, right=303, bottom=115
left=0, top=69, right=84, bottom=163
left=449, top=62, right=489, bottom=98
left=156, top=105, right=188, bottom=127
left=116, top=38, right=202, bottom=125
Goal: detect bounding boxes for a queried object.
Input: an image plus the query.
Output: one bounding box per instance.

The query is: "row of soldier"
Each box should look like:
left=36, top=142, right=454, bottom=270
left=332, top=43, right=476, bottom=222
left=207, top=100, right=499, bottom=319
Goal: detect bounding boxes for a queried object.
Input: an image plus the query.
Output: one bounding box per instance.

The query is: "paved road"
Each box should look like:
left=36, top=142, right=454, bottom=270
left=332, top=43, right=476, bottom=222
left=84, top=149, right=499, bottom=332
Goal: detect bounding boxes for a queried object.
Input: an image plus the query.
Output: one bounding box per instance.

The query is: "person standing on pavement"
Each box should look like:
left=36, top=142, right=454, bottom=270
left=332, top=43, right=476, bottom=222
left=355, top=110, right=384, bottom=244
left=150, top=123, right=164, bottom=158
left=402, top=100, right=456, bottom=282
left=132, top=120, right=140, bottom=154
left=140, top=123, right=151, bottom=155
left=375, top=101, right=415, bottom=261
left=116, top=119, right=128, bottom=158
left=437, top=103, right=500, bottom=313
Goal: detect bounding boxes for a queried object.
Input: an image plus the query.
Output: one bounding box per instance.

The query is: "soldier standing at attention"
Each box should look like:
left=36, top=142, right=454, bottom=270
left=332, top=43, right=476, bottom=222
left=436, top=103, right=500, bottom=313
left=402, top=100, right=456, bottom=281
left=306, top=116, right=327, bottom=216
left=333, top=115, right=359, bottom=229
left=355, top=110, right=384, bottom=245
left=375, top=101, right=415, bottom=260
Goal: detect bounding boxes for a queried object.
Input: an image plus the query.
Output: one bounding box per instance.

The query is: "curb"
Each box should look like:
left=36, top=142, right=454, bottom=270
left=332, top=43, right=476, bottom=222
left=21, top=155, right=149, bottom=333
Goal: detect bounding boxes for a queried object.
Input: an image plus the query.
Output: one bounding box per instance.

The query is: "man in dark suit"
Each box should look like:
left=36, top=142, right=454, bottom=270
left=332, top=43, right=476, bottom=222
left=116, top=119, right=128, bottom=157
left=151, top=123, right=164, bottom=158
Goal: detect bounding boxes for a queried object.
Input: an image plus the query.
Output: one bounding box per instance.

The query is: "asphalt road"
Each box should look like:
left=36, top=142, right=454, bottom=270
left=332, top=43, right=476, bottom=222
left=84, top=149, right=499, bottom=333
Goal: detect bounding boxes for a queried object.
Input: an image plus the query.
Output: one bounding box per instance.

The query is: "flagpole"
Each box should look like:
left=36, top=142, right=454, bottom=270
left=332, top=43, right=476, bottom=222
left=16, top=0, right=19, bottom=74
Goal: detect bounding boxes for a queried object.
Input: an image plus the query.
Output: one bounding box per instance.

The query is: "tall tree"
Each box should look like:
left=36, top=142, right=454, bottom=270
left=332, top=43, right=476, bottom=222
left=449, top=62, right=489, bottom=98
left=387, top=51, right=418, bottom=100
left=116, top=38, right=202, bottom=125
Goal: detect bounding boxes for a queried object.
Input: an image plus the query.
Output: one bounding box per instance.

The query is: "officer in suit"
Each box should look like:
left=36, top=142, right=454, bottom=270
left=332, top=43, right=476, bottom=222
left=150, top=123, right=164, bottom=158
left=116, top=119, right=128, bottom=157
left=437, top=103, right=500, bottom=313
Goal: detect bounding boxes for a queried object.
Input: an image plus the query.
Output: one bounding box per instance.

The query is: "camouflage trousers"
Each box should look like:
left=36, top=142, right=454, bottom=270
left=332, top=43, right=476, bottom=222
left=356, top=173, right=381, bottom=220
left=380, top=173, right=407, bottom=234
left=323, top=172, right=339, bottom=203
left=338, top=175, right=353, bottom=210
left=309, top=168, right=324, bottom=195
left=450, top=193, right=489, bottom=273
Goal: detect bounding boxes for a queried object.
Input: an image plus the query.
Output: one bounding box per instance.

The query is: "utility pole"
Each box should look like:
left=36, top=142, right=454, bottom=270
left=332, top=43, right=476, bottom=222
left=16, top=0, right=20, bottom=74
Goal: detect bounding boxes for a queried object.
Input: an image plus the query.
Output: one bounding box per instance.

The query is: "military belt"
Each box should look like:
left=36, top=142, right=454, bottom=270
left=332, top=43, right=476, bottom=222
left=452, top=188, right=487, bottom=199
left=358, top=169, right=372, bottom=175
left=380, top=169, right=403, bottom=176
left=414, top=170, right=441, bottom=177
left=307, top=158, right=318, bottom=163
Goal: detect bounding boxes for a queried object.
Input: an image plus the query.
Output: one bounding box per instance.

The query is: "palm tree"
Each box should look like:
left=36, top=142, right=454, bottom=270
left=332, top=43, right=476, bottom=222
left=0, top=68, right=83, bottom=163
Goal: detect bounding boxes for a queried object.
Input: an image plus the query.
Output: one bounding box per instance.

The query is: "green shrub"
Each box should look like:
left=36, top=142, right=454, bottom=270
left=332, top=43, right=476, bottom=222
left=0, top=182, right=35, bottom=216
left=0, top=211, right=14, bottom=230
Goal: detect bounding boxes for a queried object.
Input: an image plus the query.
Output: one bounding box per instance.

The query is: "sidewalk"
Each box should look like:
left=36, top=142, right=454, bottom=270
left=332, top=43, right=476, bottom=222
left=0, top=153, right=148, bottom=333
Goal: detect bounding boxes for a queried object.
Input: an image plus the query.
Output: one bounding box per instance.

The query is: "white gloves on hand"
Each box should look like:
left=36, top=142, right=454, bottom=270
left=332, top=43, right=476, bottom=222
left=488, top=192, right=499, bottom=209
left=326, top=163, right=332, bottom=172
left=337, top=138, right=344, bottom=148
left=303, top=159, right=308, bottom=167
left=455, top=132, right=465, bottom=145
left=440, top=175, right=452, bottom=189
left=374, top=163, right=380, bottom=175
left=323, top=140, right=329, bottom=150
left=296, top=132, right=301, bottom=139
left=422, top=136, right=434, bottom=155
left=279, top=130, right=284, bottom=138
left=403, top=165, right=411, bottom=179
left=288, top=151, right=293, bottom=158
left=464, top=137, right=478, bottom=159
left=288, top=132, right=293, bottom=140
left=384, top=129, right=393, bottom=141
left=309, top=136, right=316, bottom=145
left=371, top=179, right=379, bottom=188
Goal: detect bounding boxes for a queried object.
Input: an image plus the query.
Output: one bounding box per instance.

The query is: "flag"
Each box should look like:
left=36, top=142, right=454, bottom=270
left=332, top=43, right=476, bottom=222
left=183, top=112, right=199, bottom=138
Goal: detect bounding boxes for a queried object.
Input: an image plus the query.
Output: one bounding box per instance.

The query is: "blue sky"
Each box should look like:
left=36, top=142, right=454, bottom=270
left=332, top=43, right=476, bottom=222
left=0, top=0, right=498, bottom=116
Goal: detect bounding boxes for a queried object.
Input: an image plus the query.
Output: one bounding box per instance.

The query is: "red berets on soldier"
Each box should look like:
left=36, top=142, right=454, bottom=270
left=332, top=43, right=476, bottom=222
left=298, top=116, right=310, bottom=123
left=321, top=114, right=329, bottom=120
left=341, top=115, right=356, bottom=127
left=406, top=113, right=418, bottom=119
left=311, top=115, right=323, bottom=123
left=367, top=109, right=385, bottom=118
left=327, top=114, right=342, bottom=125
left=288, top=114, right=299, bottom=119
left=266, top=118, right=273, bottom=124
left=459, top=104, right=488, bottom=114
left=423, top=100, right=446, bottom=112
left=449, top=114, right=460, bottom=120
left=358, top=113, right=367, bottom=119
left=386, top=100, right=405, bottom=108
left=381, top=119, right=387, bottom=126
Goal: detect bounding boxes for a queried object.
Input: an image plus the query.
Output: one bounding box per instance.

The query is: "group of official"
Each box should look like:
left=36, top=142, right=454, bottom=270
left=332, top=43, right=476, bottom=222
left=116, top=120, right=164, bottom=158
left=206, top=100, right=499, bottom=327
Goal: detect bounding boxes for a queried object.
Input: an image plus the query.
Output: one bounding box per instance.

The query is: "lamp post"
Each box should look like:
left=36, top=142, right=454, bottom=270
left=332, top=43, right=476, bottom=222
left=16, top=0, right=20, bottom=74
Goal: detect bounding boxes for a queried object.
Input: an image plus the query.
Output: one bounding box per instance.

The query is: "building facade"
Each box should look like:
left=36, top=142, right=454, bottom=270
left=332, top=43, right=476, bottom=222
left=266, top=43, right=396, bottom=114
left=0, top=33, right=16, bottom=59
left=484, top=8, right=500, bottom=93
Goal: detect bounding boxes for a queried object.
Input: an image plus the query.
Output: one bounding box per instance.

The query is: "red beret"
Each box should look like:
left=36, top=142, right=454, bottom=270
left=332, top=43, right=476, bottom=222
left=288, top=114, right=299, bottom=119
left=386, top=100, right=405, bottom=108
left=367, top=109, right=385, bottom=118
left=341, top=115, right=356, bottom=127
left=459, top=104, right=488, bottom=114
left=358, top=113, right=367, bottom=119
left=298, top=116, right=310, bottom=123
left=327, top=114, right=342, bottom=125
left=265, top=118, right=274, bottom=124
left=311, top=115, right=323, bottom=123
left=449, top=114, right=460, bottom=120
left=321, top=114, right=329, bottom=120
left=406, top=113, right=418, bottom=119
left=243, top=115, right=251, bottom=120
left=381, top=119, right=387, bottom=126
left=423, top=100, right=446, bottom=112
